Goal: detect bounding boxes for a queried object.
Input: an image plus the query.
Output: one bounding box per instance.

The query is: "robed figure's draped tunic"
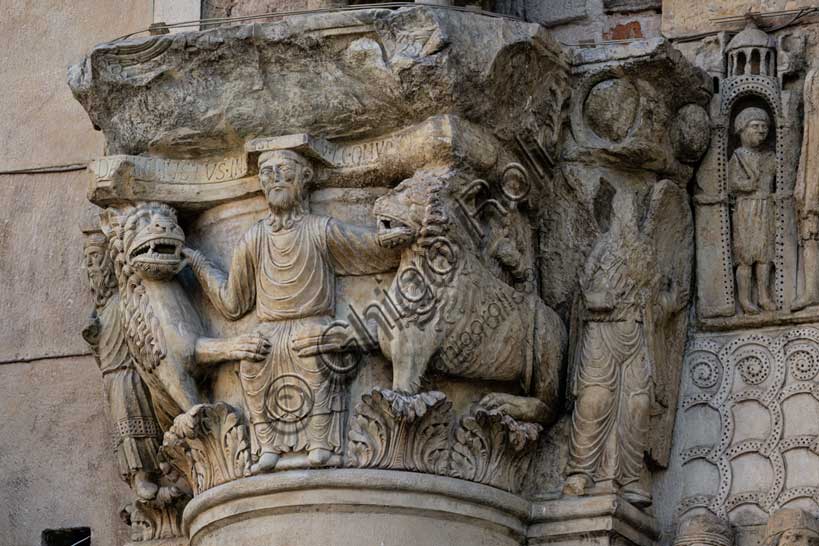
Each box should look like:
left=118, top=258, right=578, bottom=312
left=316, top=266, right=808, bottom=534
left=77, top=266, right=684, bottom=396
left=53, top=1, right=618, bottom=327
left=796, top=69, right=819, bottom=241
left=566, top=238, right=654, bottom=488
left=191, top=215, right=398, bottom=455
left=728, top=146, right=776, bottom=265
left=92, top=294, right=162, bottom=482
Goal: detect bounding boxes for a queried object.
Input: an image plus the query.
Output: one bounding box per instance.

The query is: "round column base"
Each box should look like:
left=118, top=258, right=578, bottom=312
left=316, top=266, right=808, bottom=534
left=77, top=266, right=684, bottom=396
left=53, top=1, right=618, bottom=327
left=125, top=539, right=188, bottom=546
left=183, top=469, right=529, bottom=546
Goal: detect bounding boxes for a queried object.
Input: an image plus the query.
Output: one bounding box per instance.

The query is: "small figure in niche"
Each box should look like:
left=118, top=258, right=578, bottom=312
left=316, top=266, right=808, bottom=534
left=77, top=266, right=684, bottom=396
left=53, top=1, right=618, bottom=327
left=727, top=106, right=777, bottom=314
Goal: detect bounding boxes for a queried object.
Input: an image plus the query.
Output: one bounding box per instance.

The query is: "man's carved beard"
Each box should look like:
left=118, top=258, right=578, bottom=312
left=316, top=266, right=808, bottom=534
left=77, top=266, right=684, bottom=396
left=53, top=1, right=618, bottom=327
left=266, top=185, right=305, bottom=231
left=88, top=267, right=115, bottom=307
left=267, top=187, right=298, bottom=211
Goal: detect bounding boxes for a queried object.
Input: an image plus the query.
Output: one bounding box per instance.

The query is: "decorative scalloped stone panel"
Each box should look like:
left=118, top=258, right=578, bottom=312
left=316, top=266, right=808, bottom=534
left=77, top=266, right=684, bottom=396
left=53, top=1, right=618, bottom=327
left=679, top=327, right=819, bottom=524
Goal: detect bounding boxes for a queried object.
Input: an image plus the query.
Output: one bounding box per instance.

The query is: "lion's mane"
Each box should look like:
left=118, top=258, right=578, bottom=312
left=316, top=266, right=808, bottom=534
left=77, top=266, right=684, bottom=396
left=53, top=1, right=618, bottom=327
left=103, top=203, right=173, bottom=372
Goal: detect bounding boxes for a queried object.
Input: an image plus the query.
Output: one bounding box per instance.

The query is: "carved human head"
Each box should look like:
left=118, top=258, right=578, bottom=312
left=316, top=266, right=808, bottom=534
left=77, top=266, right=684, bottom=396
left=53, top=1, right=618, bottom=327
left=734, top=107, right=770, bottom=149
left=83, top=231, right=116, bottom=307
left=258, top=149, right=313, bottom=213
left=764, top=509, right=819, bottom=546
left=674, top=513, right=734, bottom=546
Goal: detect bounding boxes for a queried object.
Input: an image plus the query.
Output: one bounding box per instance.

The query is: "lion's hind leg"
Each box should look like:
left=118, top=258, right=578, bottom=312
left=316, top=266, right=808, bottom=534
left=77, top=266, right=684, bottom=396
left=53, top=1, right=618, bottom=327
left=158, top=362, right=207, bottom=416
left=478, top=301, right=566, bottom=425
left=529, top=302, right=566, bottom=424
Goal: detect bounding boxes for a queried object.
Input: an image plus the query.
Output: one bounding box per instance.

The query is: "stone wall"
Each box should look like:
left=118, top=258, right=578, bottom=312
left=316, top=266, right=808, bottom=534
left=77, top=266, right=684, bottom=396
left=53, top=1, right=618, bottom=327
left=0, top=2, right=166, bottom=544
left=6, top=2, right=819, bottom=546
left=663, top=0, right=819, bottom=38
left=495, top=0, right=663, bottom=46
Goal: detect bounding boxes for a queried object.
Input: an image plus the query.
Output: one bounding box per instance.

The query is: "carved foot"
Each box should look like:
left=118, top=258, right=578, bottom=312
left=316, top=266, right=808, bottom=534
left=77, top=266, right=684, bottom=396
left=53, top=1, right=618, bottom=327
left=562, top=474, right=592, bottom=497
left=308, top=448, right=333, bottom=466
left=758, top=295, right=777, bottom=312
left=792, top=294, right=819, bottom=312
left=133, top=471, right=159, bottom=501
left=739, top=299, right=760, bottom=315
left=479, top=393, right=551, bottom=423
left=251, top=451, right=280, bottom=474
left=155, top=484, right=184, bottom=505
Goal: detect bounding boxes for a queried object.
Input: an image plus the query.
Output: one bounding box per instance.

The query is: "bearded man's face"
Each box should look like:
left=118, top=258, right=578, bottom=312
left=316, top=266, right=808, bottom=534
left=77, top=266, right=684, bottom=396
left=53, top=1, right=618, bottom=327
left=84, top=246, right=106, bottom=293
left=259, top=154, right=309, bottom=212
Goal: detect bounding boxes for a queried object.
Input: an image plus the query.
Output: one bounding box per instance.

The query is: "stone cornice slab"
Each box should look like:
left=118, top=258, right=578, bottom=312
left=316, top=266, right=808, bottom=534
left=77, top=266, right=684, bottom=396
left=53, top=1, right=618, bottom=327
left=69, top=6, right=569, bottom=160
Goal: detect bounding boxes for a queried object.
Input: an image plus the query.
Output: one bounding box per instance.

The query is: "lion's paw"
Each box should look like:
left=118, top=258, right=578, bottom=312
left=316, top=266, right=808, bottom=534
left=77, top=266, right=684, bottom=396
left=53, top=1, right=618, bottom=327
left=478, top=393, right=550, bottom=424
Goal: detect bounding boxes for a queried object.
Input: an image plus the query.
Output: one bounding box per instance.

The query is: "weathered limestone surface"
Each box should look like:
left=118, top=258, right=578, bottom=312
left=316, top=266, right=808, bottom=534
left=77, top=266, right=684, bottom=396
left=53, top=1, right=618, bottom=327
left=534, top=41, right=704, bottom=511
left=66, top=8, right=590, bottom=545
left=183, top=469, right=530, bottom=546
left=202, top=0, right=352, bottom=20
left=671, top=327, right=819, bottom=538
left=0, top=5, right=159, bottom=544
left=665, top=15, right=819, bottom=546
left=503, top=0, right=662, bottom=46
left=0, top=0, right=152, bottom=170
left=15, top=2, right=819, bottom=546
left=58, top=3, right=730, bottom=544
left=154, top=0, right=201, bottom=30
left=69, top=7, right=567, bottom=159
left=662, top=0, right=819, bottom=38
left=529, top=495, right=659, bottom=545
left=0, top=171, right=98, bottom=361
left=0, top=356, right=129, bottom=546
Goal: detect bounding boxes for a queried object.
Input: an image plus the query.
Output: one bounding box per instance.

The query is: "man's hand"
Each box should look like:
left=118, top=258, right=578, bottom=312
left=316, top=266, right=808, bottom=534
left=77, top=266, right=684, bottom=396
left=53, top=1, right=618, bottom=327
left=195, top=335, right=271, bottom=365
left=82, top=313, right=101, bottom=347
left=378, top=226, right=416, bottom=249
left=292, top=321, right=367, bottom=358
left=181, top=246, right=203, bottom=269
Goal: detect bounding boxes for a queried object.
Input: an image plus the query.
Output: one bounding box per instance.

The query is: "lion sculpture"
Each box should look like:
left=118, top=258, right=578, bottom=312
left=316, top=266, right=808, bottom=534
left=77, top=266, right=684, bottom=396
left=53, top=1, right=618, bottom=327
left=372, top=170, right=566, bottom=424
left=101, top=202, right=269, bottom=430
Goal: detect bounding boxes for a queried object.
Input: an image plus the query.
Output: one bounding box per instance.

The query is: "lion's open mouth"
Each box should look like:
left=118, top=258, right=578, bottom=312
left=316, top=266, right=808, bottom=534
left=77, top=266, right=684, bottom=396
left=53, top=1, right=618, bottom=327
left=129, top=237, right=183, bottom=264
left=377, top=215, right=412, bottom=233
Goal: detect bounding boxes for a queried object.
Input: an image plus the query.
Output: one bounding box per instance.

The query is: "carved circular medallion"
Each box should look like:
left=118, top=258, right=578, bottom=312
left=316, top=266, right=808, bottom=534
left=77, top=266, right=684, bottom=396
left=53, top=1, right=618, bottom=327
left=691, top=359, right=721, bottom=389
left=788, top=348, right=819, bottom=381
left=583, top=78, right=639, bottom=143
left=265, top=374, right=315, bottom=423
left=671, top=104, right=711, bottom=164
left=738, top=354, right=769, bottom=385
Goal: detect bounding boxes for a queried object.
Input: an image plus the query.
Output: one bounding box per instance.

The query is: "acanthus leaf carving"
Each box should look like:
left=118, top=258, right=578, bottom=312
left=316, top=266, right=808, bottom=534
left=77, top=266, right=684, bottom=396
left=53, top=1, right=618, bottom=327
left=449, top=407, right=541, bottom=494
left=122, top=497, right=186, bottom=543
left=120, top=469, right=190, bottom=544
left=347, top=388, right=452, bottom=475
left=161, top=402, right=252, bottom=496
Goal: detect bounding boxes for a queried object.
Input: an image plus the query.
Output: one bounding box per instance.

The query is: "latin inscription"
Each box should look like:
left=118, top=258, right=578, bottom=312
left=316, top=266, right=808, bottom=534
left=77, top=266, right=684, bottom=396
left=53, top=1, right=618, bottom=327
left=92, top=155, right=248, bottom=184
